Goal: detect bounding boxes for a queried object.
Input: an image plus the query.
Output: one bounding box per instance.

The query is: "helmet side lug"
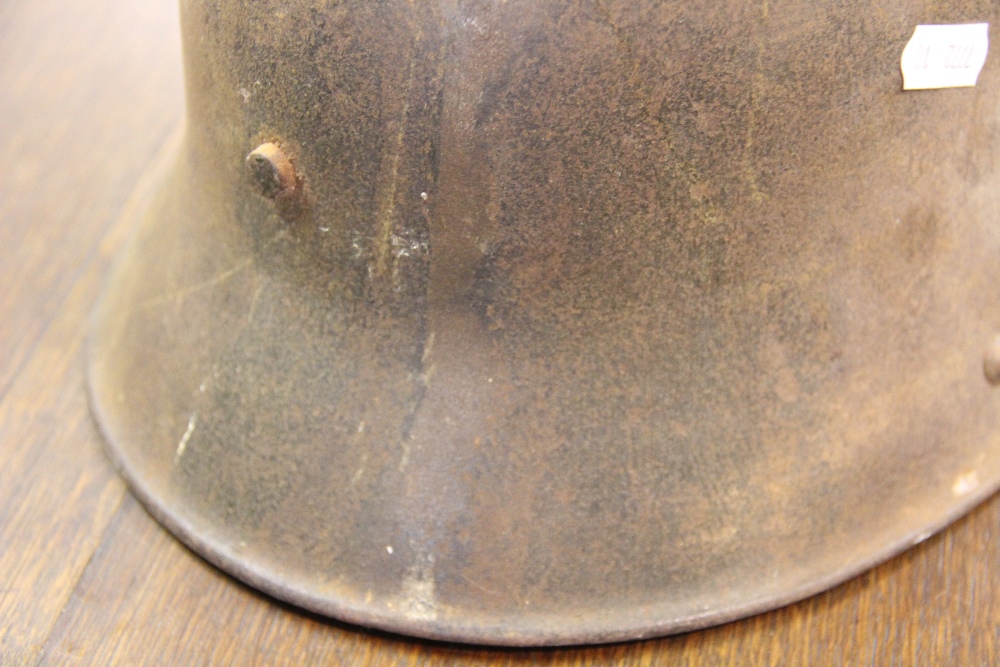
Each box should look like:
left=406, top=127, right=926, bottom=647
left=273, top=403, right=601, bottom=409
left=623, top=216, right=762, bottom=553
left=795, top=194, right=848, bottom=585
left=246, top=142, right=296, bottom=199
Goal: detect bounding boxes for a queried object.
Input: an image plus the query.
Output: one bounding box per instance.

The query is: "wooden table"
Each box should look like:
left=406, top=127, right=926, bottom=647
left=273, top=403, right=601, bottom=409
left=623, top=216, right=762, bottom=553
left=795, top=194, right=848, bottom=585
left=2, top=0, right=999, bottom=664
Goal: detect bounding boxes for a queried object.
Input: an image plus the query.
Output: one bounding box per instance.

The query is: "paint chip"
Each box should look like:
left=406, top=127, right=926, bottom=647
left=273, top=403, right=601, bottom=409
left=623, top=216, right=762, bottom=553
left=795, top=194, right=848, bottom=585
left=400, top=558, right=437, bottom=621
left=952, top=470, right=980, bottom=496
left=175, top=413, right=197, bottom=461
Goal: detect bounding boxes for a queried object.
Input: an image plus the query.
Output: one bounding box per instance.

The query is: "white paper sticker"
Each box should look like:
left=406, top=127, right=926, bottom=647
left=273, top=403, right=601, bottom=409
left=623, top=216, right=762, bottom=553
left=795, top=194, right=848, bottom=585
left=901, top=23, right=989, bottom=90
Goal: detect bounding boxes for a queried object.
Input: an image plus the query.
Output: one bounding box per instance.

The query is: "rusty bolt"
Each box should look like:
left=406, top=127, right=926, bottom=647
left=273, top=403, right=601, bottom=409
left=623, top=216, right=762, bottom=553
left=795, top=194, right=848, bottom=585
left=984, top=335, right=1000, bottom=386
left=246, top=142, right=296, bottom=199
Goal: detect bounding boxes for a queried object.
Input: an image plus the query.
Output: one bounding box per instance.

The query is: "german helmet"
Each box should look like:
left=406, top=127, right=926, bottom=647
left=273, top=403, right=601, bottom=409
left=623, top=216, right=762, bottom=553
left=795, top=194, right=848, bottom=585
left=88, top=0, right=1000, bottom=645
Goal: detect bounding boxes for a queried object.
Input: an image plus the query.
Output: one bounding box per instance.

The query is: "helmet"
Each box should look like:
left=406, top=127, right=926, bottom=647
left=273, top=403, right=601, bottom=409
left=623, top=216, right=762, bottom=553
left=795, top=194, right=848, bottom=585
left=88, top=0, right=1000, bottom=646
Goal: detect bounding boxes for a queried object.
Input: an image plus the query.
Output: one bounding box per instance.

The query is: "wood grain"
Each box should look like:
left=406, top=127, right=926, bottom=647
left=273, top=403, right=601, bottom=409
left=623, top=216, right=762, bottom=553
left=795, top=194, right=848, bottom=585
left=0, top=0, right=183, bottom=663
left=3, top=0, right=1000, bottom=665
left=0, top=0, right=183, bottom=398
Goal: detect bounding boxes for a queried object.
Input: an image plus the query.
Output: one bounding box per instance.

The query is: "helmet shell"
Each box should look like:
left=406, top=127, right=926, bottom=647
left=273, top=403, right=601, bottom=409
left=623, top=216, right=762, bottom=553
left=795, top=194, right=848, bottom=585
left=89, top=0, right=1000, bottom=645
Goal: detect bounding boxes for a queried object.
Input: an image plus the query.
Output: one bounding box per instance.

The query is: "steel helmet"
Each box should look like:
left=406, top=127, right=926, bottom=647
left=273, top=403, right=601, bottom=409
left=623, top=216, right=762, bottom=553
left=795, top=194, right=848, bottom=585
left=89, top=0, right=1000, bottom=645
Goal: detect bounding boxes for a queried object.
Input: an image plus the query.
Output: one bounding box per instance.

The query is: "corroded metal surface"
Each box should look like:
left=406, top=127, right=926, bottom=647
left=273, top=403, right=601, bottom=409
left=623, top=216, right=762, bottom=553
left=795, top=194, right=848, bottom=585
left=89, top=0, right=1000, bottom=646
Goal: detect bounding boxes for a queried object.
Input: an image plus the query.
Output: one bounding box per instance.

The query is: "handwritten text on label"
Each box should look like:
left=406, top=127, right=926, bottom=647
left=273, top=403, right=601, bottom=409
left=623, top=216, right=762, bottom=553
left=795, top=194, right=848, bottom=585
left=901, top=23, right=989, bottom=90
